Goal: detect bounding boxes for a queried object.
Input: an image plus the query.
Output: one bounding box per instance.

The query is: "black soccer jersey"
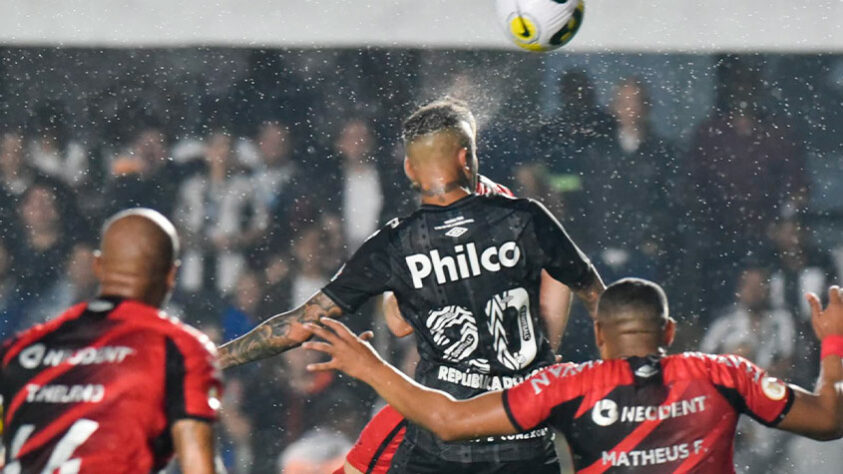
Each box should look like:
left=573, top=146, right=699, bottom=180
left=323, top=193, right=595, bottom=460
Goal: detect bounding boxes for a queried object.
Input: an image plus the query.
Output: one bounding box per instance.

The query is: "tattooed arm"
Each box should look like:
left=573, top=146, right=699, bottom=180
left=217, top=292, right=343, bottom=369
left=220, top=215, right=396, bottom=368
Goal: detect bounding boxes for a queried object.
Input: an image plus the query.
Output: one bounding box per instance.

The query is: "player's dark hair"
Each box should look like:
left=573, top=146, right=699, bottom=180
left=598, top=278, right=669, bottom=325
left=402, top=98, right=476, bottom=157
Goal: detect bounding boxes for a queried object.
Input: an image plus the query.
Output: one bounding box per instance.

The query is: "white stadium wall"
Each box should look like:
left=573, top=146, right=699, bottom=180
left=0, top=0, right=840, bottom=52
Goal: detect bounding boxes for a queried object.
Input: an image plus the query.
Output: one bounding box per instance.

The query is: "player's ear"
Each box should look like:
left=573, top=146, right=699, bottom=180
left=166, top=264, right=178, bottom=290
left=594, top=320, right=613, bottom=360
left=662, top=318, right=676, bottom=348
left=92, top=250, right=104, bottom=281
left=457, top=147, right=477, bottom=188
left=457, top=147, right=469, bottom=170
left=403, top=156, right=417, bottom=183
left=593, top=320, right=605, bottom=350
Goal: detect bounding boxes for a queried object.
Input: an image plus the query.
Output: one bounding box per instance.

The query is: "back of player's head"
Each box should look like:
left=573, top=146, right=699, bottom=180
left=402, top=98, right=477, bottom=158
left=598, top=278, right=669, bottom=329
left=100, top=208, right=180, bottom=275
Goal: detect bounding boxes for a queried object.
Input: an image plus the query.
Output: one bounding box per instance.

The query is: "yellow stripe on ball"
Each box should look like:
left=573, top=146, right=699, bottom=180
left=509, top=15, right=539, bottom=43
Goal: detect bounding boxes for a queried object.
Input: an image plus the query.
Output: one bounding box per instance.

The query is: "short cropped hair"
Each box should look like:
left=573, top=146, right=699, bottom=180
left=402, top=98, right=476, bottom=157
left=102, top=208, right=180, bottom=270
left=598, top=278, right=669, bottom=325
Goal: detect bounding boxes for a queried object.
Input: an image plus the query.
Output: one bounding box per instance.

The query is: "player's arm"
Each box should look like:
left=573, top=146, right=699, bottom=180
left=219, top=225, right=394, bottom=369
left=165, top=333, right=225, bottom=473
left=303, top=318, right=518, bottom=441
left=382, top=291, right=414, bottom=338
left=539, top=270, right=573, bottom=352
left=217, top=291, right=343, bottom=368
left=572, top=270, right=605, bottom=320
left=776, top=287, right=843, bottom=440
left=172, top=419, right=216, bottom=474
left=530, top=200, right=605, bottom=319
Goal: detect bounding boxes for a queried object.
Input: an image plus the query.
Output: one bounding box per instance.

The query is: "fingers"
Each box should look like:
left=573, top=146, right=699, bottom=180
left=306, top=318, right=377, bottom=351
left=829, top=285, right=842, bottom=306
left=306, top=361, right=337, bottom=372
left=302, top=341, right=334, bottom=355
left=809, top=295, right=824, bottom=340
left=304, top=322, right=341, bottom=345
left=807, top=292, right=823, bottom=319
left=320, top=318, right=358, bottom=343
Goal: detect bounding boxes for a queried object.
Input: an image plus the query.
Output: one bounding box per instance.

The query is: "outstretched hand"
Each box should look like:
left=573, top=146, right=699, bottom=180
left=302, top=318, right=382, bottom=382
left=807, top=285, right=843, bottom=341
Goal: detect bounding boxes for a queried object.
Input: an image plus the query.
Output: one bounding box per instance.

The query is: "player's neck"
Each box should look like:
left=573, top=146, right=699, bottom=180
left=98, top=282, right=164, bottom=308
left=418, top=180, right=472, bottom=207
left=612, top=346, right=664, bottom=360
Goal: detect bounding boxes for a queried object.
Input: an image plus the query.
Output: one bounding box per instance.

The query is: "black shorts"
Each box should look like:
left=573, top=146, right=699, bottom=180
left=386, top=438, right=560, bottom=474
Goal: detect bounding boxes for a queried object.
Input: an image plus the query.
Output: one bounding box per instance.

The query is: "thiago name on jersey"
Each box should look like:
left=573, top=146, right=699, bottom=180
left=405, top=241, right=521, bottom=289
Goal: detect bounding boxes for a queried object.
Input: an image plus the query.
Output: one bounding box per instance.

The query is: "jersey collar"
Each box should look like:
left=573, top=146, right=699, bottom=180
left=419, top=194, right=478, bottom=212
left=86, top=296, right=126, bottom=314
left=626, top=354, right=664, bottom=386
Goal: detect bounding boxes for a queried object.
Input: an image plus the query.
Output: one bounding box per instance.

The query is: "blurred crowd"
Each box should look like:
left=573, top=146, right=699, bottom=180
left=0, top=51, right=841, bottom=473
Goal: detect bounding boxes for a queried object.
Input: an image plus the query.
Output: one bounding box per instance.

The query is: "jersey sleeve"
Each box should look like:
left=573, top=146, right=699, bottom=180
left=164, top=333, right=223, bottom=423
left=528, top=200, right=594, bottom=289
left=322, top=227, right=394, bottom=313
left=476, top=175, right=514, bottom=197
left=710, top=354, right=794, bottom=427
left=502, top=363, right=583, bottom=432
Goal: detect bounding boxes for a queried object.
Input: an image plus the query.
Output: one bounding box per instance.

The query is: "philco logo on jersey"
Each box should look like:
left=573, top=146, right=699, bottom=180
left=405, top=241, right=521, bottom=289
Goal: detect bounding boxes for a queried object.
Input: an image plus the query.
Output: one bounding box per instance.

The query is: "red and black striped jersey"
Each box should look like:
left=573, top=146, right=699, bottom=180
left=503, top=353, right=794, bottom=473
left=343, top=404, right=407, bottom=474
left=0, top=297, right=222, bottom=473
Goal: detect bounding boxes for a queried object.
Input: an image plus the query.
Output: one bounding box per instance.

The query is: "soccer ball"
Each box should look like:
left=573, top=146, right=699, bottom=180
left=496, top=0, right=585, bottom=52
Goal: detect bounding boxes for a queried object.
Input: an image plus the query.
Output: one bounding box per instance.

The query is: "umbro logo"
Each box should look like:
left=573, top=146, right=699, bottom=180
left=445, top=227, right=468, bottom=238
left=635, top=365, right=658, bottom=378
left=88, top=300, right=115, bottom=312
